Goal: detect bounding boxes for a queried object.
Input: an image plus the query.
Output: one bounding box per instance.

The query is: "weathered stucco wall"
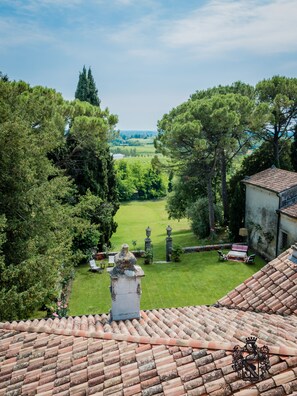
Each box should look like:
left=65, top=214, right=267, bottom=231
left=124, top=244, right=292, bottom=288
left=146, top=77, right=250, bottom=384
left=245, top=185, right=279, bottom=259
left=279, top=214, right=297, bottom=251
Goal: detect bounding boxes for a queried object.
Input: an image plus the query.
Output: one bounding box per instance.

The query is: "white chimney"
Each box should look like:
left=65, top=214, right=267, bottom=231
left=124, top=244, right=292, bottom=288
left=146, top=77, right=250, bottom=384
left=107, top=244, right=144, bottom=321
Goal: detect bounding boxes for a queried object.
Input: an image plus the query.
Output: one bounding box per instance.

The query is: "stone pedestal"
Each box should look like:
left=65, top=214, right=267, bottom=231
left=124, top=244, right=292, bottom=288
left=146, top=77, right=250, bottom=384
left=145, top=237, right=151, bottom=251
left=108, top=265, right=145, bottom=321
left=166, top=236, right=172, bottom=262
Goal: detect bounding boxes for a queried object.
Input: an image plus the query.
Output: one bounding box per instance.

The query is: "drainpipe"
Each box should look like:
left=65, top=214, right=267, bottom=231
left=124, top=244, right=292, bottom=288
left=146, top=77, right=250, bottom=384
left=275, top=194, right=282, bottom=257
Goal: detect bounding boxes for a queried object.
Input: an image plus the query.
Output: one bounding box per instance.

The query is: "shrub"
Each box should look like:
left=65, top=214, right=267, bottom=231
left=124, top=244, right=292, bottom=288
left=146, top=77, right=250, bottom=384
left=171, top=245, right=183, bottom=262
left=143, top=247, right=153, bottom=264
left=187, top=198, right=222, bottom=238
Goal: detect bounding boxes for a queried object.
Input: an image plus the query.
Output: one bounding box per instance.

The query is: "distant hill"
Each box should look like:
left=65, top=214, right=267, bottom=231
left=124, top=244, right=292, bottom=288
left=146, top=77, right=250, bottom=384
left=119, top=130, right=157, bottom=139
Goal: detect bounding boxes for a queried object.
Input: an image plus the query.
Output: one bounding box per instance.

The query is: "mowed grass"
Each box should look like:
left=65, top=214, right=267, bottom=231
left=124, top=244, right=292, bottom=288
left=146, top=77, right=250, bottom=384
left=110, top=199, right=201, bottom=260
left=68, top=199, right=266, bottom=316
left=68, top=253, right=265, bottom=316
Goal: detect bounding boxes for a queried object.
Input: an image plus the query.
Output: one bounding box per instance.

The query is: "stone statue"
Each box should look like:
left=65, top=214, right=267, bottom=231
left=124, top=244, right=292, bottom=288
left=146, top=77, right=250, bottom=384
left=111, top=243, right=137, bottom=275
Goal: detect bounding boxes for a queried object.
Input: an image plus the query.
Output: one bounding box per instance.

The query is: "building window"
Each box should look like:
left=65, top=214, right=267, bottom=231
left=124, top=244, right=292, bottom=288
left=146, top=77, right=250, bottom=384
left=280, top=231, right=288, bottom=250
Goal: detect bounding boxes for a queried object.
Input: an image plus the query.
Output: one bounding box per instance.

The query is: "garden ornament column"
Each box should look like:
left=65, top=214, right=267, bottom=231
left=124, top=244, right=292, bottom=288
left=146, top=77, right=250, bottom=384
left=107, top=243, right=144, bottom=321
left=145, top=226, right=152, bottom=251
left=166, top=225, right=172, bottom=262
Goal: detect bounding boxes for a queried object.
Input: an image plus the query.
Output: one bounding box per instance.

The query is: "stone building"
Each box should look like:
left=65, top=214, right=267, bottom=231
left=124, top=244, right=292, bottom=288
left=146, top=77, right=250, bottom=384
left=243, top=166, right=297, bottom=259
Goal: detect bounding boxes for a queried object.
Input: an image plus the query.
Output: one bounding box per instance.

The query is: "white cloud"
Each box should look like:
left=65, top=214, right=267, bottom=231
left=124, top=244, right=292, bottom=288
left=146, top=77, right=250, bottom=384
left=161, top=0, right=297, bottom=57
left=0, top=18, right=54, bottom=49
left=108, top=12, right=158, bottom=43
left=127, top=48, right=166, bottom=61
left=6, top=0, right=83, bottom=11
left=115, top=0, right=135, bottom=6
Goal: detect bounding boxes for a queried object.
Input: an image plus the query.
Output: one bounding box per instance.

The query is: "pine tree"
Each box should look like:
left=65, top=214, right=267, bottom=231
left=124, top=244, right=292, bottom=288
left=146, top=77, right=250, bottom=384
left=0, top=80, right=76, bottom=320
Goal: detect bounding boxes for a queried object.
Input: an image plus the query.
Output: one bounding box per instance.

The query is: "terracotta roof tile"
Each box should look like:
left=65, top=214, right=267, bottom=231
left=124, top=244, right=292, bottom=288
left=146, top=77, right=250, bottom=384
left=243, top=167, right=297, bottom=192
left=218, top=246, right=297, bottom=316
left=1, top=319, right=295, bottom=395
left=280, top=202, right=297, bottom=219
left=2, top=248, right=297, bottom=394
left=204, top=376, right=226, bottom=394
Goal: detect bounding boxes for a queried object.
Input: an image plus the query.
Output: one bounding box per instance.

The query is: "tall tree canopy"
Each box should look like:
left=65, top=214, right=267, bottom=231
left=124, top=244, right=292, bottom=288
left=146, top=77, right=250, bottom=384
left=191, top=81, right=255, bottom=101
left=51, top=99, right=119, bottom=250
left=156, top=92, right=257, bottom=234
left=190, top=82, right=258, bottom=223
left=59, top=67, right=118, bottom=250
left=0, top=76, right=119, bottom=320
left=75, top=66, right=101, bottom=106
left=0, top=80, right=76, bottom=320
left=255, top=75, right=297, bottom=167
left=157, top=78, right=297, bottom=238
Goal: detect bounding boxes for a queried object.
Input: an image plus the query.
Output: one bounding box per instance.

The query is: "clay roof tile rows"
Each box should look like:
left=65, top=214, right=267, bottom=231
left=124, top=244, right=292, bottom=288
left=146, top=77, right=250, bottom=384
left=280, top=202, right=297, bottom=219
left=243, top=167, right=297, bottom=193
left=218, top=246, right=297, bottom=316
left=1, top=245, right=297, bottom=394
left=1, top=326, right=297, bottom=396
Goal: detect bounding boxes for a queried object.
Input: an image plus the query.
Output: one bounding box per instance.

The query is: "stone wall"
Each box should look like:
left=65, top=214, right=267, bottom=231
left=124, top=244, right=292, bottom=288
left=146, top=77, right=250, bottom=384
left=182, top=243, right=232, bottom=253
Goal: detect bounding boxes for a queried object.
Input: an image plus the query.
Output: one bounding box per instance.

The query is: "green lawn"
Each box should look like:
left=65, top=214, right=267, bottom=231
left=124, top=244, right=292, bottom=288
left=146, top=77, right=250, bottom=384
left=110, top=199, right=218, bottom=260
left=68, top=199, right=266, bottom=316
left=68, top=252, right=265, bottom=316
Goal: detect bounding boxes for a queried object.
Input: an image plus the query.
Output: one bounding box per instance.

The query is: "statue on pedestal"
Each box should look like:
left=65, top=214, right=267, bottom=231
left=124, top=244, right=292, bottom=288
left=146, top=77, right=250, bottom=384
left=111, top=243, right=137, bottom=276
left=108, top=243, right=144, bottom=321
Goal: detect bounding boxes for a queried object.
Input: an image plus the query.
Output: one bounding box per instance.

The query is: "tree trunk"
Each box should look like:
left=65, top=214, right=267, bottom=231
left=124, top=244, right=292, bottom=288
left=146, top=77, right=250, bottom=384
left=220, top=150, right=229, bottom=224
left=291, top=126, right=297, bottom=171
left=206, top=175, right=215, bottom=232
left=273, top=135, right=280, bottom=168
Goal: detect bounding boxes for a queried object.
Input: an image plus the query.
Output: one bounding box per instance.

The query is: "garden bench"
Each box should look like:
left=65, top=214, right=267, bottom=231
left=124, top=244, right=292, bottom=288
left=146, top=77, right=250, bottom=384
left=226, top=244, right=249, bottom=262
left=108, top=255, right=115, bottom=267
left=89, top=259, right=102, bottom=273
left=231, top=244, right=248, bottom=253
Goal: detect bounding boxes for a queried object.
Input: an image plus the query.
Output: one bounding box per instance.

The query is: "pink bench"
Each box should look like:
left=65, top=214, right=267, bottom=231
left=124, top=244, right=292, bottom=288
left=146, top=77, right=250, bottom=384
left=232, top=244, right=248, bottom=253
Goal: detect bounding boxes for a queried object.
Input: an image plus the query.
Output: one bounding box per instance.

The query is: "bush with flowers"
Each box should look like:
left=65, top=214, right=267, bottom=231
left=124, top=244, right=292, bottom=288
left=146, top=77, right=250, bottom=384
left=51, top=293, right=68, bottom=319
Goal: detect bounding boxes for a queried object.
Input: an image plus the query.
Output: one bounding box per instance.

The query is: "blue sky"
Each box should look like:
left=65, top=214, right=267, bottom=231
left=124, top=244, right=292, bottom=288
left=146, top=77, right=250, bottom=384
left=1, top=0, right=297, bottom=130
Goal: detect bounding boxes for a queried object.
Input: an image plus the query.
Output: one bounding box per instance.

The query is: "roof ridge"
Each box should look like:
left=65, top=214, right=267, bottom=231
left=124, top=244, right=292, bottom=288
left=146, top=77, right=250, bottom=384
left=242, top=167, right=297, bottom=193
left=1, top=319, right=297, bottom=357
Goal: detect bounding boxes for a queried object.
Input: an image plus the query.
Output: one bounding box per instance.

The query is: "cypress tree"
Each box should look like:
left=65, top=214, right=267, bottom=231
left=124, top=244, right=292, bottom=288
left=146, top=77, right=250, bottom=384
left=75, top=66, right=100, bottom=107
left=87, top=67, right=100, bottom=106
left=75, top=66, right=88, bottom=102
left=72, top=67, right=118, bottom=250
